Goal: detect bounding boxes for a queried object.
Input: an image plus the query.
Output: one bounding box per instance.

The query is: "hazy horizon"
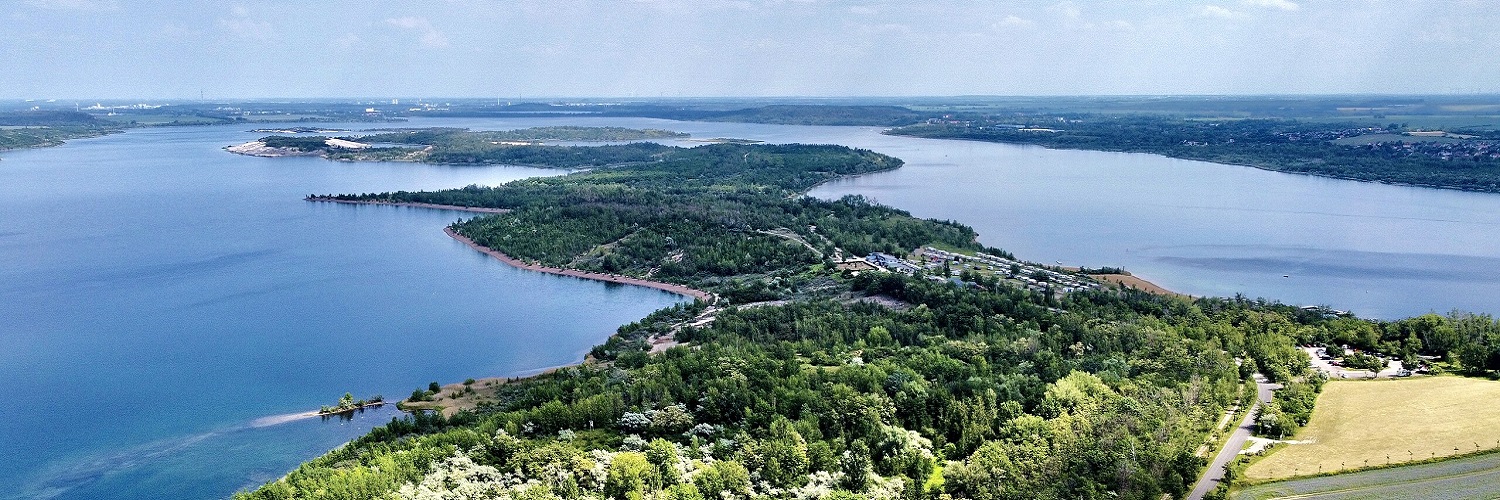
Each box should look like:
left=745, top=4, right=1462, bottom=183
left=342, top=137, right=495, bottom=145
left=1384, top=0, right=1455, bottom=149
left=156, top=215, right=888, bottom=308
left=14, top=93, right=1500, bottom=103
left=5, top=0, right=1498, bottom=100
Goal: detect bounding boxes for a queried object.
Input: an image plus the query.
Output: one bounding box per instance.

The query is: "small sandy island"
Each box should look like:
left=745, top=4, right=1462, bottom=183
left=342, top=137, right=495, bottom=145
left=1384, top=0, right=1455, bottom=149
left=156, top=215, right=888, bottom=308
left=226, top=138, right=373, bottom=158
left=225, top=141, right=322, bottom=158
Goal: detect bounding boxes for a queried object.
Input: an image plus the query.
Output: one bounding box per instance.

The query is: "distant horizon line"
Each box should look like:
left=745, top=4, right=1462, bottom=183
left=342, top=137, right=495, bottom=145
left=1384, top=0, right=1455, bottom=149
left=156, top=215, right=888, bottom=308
left=9, top=93, right=1500, bottom=103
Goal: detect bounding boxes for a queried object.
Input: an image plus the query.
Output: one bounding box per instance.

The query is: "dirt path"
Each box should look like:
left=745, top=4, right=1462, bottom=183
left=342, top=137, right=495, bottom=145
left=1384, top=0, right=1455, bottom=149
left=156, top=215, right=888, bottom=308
left=756, top=228, right=823, bottom=258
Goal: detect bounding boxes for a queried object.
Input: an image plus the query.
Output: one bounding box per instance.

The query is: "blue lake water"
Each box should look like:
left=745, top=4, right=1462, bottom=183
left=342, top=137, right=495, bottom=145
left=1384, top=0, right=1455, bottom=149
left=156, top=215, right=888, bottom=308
left=4, top=116, right=1500, bottom=498
left=803, top=133, right=1500, bottom=319
left=0, top=122, right=688, bottom=499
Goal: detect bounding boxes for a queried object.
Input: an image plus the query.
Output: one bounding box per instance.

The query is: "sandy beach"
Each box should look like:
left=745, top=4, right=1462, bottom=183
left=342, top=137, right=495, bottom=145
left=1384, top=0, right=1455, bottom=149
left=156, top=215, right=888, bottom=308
left=1093, top=273, right=1188, bottom=298
left=399, top=365, right=575, bottom=417
left=444, top=227, right=714, bottom=301
left=306, top=197, right=513, bottom=214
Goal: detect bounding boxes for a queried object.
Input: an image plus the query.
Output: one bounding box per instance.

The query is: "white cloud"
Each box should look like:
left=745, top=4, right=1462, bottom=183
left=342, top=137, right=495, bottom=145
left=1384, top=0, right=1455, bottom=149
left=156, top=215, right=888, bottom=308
left=1243, top=0, right=1299, bottom=11
left=1197, top=5, right=1247, bottom=19
left=156, top=22, right=198, bottom=39
left=1049, top=1, right=1081, bottom=19
left=219, top=18, right=272, bottom=40
left=996, top=15, right=1035, bottom=28
left=25, top=0, right=117, bottom=11
left=385, top=16, right=450, bottom=48
left=333, top=33, right=361, bottom=50
left=218, top=7, right=273, bottom=41
left=860, top=23, right=912, bottom=35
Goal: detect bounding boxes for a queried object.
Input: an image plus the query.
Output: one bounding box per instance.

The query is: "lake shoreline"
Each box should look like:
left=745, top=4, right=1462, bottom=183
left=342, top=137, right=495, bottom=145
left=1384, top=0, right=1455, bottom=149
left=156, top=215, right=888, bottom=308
left=398, top=364, right=576, bottom=417
left=387, top=226, right=714, bottom=416
left=881, top=130, right=1500, bottom=195
left=1093, top=273, right=1188, bottom=298
left=306, top=196, right=513, bottom=214
left=444, top=226, right=713, bottom=302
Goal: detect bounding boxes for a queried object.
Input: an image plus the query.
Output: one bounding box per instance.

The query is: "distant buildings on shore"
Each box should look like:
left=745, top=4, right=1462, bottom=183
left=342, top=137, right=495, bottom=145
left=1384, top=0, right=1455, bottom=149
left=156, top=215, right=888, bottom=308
left=839, top=246, right=1102, bottom=295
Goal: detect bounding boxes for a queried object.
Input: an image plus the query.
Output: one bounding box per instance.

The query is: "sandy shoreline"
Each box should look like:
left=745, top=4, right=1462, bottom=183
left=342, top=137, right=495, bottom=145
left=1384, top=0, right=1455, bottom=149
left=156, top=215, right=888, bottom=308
left=404, top=228, right=713, bottom=416
left=400, top=364, right=578, bottom=417
left=1093, top=273, right=1188, bottom=297
left=306, top=197, right=513, bottom=214
left=444, top=226, right=714, bottom=301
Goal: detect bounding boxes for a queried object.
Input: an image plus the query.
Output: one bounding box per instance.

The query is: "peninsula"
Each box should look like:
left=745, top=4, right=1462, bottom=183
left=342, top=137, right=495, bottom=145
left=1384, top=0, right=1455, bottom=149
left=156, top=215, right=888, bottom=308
left=237, top=126, right=1500, bottom=500
left=225, top=126, right=692, bottom=166
left=0, top=110, right=121, bottom=155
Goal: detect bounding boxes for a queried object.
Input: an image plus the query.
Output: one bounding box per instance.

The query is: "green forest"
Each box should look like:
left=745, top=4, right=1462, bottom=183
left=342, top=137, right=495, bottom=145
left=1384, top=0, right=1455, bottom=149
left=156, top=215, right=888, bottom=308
left=321, top=142, right=984, bottom=300
left=262, top=127, right=691, bottom=167
left=0, top=126, right=113, bottom=151
left=356, top=126, right=689, bottom=144
left=244, top=133, right=1500, bottom=499
left=892, top=117, right=1500, bottom=193
left=240, top=268, right=1339, bottom=500
left=0, top=111, right=119, bottom=152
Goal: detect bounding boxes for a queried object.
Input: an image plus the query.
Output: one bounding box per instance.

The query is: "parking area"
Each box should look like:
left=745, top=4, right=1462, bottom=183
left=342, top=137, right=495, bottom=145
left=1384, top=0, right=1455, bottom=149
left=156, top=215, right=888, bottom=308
left=1303, top=346, right=1409, bottom=379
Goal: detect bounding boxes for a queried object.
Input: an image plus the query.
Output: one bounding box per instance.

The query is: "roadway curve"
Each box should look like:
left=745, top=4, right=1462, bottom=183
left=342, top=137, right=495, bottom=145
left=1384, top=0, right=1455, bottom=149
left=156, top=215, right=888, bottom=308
left=1188, top=374, right=1279, bottom=500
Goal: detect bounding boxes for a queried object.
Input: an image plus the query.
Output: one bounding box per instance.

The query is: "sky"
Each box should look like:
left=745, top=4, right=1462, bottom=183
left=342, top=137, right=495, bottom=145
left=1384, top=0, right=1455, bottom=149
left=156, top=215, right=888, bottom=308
left=3, top=0, right=1498, bottom=99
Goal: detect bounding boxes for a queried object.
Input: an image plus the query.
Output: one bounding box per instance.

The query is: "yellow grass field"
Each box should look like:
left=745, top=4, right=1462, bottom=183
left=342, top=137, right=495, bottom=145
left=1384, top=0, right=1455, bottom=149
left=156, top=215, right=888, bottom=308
left=1245, top=376, right=1500, bottom=481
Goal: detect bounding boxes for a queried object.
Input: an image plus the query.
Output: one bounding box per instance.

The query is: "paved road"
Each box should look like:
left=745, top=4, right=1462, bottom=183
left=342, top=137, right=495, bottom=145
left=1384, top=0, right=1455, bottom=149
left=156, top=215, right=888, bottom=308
left=1302, top=347, right=1406, bottom=379
left=1187, top=374, right=1279, bottom=500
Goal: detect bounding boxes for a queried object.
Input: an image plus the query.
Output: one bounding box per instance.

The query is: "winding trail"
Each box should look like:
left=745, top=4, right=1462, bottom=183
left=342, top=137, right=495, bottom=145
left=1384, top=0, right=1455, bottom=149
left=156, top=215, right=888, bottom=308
left=1189, top=374, right=1280, bottom=500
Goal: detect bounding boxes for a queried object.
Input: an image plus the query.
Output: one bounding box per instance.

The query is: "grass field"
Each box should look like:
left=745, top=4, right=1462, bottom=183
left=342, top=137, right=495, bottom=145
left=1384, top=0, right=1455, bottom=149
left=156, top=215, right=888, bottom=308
left=1233, top=450, right=1500, bottom=500
left=1244, top=376, right=1500, bottom=481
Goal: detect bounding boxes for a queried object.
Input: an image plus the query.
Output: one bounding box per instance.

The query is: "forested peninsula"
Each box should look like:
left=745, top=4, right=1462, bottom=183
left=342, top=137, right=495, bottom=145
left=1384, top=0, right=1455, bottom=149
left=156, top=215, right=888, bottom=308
left=239, top=129, right=1500, bottom=500
left=229, top=127, right=691, bottom=165
left=0, top=111, right=121, bottom=154
left=890, top=116, right=1500, bottom=193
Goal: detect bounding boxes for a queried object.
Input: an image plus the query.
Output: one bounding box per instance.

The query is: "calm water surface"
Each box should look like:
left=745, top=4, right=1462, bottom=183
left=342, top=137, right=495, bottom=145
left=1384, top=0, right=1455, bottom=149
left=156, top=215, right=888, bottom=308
left=4, top=116, right=1498, bottom=499
left=0, top=121, right=687, bottom=499
left=805, top=134, right=1500, bottom=319
left=476, top=115, right=1500, bottom=319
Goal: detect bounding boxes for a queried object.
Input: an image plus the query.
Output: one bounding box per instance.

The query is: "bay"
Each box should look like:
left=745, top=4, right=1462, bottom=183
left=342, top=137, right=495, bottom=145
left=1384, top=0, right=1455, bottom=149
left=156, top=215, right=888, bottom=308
left=4, top=115, right=1498, bottom=499
left=0, top=122, right=688, bottom=499
left=804, top=133, right=1500, bottom=319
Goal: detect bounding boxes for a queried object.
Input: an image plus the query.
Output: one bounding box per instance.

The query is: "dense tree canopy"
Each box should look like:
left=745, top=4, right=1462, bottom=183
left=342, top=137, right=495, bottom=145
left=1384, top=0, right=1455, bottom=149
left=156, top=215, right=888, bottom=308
left=245, top=133, right=1496, bottom=499
left=895, top=116, right=1500, bottom=193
